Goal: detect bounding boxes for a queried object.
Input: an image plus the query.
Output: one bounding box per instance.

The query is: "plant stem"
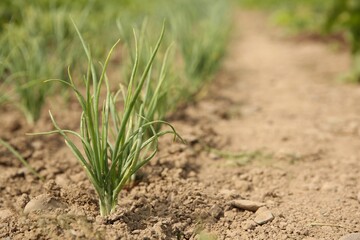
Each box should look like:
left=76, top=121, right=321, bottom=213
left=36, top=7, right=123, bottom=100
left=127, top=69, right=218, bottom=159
left=99, top=193, right=114, bottom=216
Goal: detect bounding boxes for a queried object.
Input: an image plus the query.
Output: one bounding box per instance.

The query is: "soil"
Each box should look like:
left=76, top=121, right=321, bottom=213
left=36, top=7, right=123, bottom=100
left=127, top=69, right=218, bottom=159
left=1, top=10, right=360, bottom=240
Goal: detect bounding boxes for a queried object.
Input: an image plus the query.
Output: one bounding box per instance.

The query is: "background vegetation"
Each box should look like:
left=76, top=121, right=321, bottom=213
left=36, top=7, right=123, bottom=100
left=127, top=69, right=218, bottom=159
left=0, top=0, right=231, bottom=124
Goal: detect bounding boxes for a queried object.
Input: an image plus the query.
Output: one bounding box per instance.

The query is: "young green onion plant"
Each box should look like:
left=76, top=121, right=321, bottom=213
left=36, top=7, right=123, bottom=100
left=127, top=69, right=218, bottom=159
left=32, top=23, right=181, bottom=216
left=169, top=0, right=230, bottom=97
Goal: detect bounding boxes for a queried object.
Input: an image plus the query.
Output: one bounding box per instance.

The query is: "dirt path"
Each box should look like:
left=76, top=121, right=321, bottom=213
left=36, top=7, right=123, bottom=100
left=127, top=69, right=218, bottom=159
left=1, top=10, right=360, bottom=240
left=191, top=10, right=360, bottom=239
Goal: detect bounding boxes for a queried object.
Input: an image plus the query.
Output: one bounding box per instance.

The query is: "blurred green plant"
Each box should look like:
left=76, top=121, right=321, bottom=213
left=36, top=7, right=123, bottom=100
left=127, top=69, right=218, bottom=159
left=324, top=0, right=360, bottom=82
left=170, top=0, right=231, bottom=94
left=0, top=0, right=231, bottom=124
left=239, top=0, right=331, bottom=34
left=117, top=0, right=231, bottom=104
left=0, top=1, right=119, bottom=123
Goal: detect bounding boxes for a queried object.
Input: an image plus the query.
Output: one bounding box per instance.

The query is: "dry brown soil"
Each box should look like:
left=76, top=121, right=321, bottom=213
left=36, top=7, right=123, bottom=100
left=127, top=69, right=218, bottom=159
left=1, top=10, right=360, bottom=240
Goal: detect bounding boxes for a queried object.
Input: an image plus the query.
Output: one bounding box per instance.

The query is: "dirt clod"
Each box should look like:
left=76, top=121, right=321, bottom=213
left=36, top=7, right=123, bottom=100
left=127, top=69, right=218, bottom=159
left=23, top=194, right=67, bottom=214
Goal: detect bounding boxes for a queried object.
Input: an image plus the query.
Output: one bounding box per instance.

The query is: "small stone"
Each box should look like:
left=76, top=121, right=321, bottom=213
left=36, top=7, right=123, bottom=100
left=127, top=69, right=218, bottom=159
left=340, top=233, right=360, bottom=240
left=241, top=220, right=257, bottom=230
left=24, top=194, right=67, bottom=214
left=230, top=199, right=265, bottom=212
left=357, top=192, right=360, bottom=203
left=209, top=204, right=223, bottom=219
left=132, top=229, right=141, bottom=234
left=254, top=207, right=274, bottom=225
